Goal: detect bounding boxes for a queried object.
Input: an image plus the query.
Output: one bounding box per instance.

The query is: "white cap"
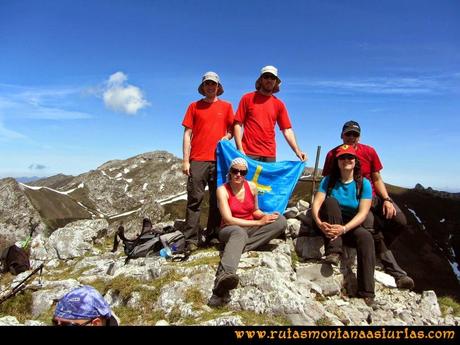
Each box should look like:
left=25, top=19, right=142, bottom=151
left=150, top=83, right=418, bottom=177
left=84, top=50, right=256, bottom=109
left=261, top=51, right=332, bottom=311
left=202, top=71, right=220, bottom=84
left=260, top=65, right=279, bottom=78
left=198, top=71, right=224, bottom=96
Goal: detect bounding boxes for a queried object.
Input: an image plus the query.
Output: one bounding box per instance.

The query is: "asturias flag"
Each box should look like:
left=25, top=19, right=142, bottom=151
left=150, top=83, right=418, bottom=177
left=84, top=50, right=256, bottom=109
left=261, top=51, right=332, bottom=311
left=216, top=140, right=305, bottom=214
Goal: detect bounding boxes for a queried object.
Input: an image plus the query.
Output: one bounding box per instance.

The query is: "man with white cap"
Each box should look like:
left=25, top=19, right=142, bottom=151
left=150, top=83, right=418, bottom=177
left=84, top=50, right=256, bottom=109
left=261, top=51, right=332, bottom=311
left=234, top=65, right=307, bottom=162
left=181, top=71, right=234, bottom=248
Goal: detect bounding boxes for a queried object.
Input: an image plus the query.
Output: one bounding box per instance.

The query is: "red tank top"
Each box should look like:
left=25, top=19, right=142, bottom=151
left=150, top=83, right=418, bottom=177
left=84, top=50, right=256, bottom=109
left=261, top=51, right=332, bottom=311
left=224, top=180, right=255, bottom=221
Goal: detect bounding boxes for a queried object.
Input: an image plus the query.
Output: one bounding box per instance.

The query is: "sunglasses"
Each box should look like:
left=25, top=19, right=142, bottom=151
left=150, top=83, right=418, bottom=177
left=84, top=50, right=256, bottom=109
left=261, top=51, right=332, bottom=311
left=52, top=318, right=94, bottom=326
left=338, top=154, right=356, bottom=160
left=230, top=168, right=248, bottom=176
left=344, top=131, right=360, bottom=137
left=261, top=74, right=277, bottom=80
left=203, top=80, right=217, bottom=86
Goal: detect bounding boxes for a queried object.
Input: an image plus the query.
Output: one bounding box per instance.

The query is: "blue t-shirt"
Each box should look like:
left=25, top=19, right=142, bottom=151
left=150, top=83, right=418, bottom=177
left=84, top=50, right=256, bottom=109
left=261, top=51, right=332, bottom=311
left=318, top=176, right=372, bottom=217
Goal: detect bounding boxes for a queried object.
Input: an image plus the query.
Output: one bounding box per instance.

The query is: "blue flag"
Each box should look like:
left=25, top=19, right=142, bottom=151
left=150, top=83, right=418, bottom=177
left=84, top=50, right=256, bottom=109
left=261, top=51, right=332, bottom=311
left=216, top=140, right=305, bottom=214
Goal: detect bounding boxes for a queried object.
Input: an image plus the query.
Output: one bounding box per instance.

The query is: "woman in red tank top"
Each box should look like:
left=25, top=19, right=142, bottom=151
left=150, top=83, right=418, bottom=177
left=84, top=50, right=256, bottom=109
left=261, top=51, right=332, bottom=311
left=207, top=157, right=287, bottom=308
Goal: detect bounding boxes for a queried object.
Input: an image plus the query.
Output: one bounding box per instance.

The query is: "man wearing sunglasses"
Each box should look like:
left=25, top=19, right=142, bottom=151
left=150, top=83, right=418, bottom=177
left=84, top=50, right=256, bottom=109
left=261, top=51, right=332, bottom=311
left=322, top=121, right=414, bottom=290
left=52, top=285, right=118, bottom=326
left=234, top=65, right=307, bottom=163
left=182, top=72, right=234, bottom=249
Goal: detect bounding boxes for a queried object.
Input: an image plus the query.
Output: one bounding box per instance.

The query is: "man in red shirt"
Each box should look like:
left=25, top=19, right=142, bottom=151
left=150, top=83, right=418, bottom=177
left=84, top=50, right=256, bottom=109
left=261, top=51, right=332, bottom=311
left=182, top=72, right=234, bottom=248
left=323, top=121, right=414, bottom=289
left=234, top=65, right=307, bottom=162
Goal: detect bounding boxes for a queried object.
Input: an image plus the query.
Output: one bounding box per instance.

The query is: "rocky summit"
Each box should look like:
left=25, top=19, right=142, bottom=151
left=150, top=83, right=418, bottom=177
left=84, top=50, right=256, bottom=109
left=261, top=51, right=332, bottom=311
left=0, top=150, right=459, bottom=326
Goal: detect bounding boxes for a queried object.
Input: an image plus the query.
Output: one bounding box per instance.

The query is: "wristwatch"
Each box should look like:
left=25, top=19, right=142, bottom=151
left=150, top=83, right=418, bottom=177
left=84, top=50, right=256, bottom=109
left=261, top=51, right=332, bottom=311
left=383, top=197, right=393, bottom=203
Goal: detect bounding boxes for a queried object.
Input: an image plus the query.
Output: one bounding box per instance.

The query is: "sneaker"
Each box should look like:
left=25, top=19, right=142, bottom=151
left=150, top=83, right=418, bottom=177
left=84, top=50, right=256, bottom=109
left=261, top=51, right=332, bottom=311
left=324, top=253, right=341, bottom=266
left=396, top=275, right=414, bottom=289
left=213, top=272, right=239, bottom=297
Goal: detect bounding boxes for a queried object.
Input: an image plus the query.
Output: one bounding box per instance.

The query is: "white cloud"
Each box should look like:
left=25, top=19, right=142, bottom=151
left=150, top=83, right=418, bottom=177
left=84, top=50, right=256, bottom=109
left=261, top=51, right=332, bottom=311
left=287, top=74, right=459, bottom=96
left=0, top=86, right=93, bottom=120
left=103, top=71, right=150, bottom=115
left=0, top=120, right=26, bottom=141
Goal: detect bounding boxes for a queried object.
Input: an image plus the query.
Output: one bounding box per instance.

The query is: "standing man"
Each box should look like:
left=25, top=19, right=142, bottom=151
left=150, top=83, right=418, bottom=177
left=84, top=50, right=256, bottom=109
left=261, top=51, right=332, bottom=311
left=182, top=71, right=234, bottom=248
left=234, top=65, right=307, bottom=162
left=322, top=121, right=414, bottom=289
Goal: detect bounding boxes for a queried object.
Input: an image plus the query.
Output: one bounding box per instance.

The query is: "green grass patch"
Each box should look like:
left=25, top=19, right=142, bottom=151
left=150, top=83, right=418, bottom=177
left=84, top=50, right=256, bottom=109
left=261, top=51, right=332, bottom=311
left=184, top=287, right=206, bottom=308
left=315, top=316, right=333, bottom=326
left=0, top=290, right=33, bottom=323
left=183, top=254, right=220, bottom=268
left=0, top=272, right=14, bottom=287
left=438, top=296, right=460, bottom=317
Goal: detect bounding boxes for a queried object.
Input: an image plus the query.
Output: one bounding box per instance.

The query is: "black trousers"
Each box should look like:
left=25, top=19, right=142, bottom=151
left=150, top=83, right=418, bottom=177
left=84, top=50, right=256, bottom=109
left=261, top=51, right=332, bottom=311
left=371, top=195, right=408, bottom=249
left=183, top=161, right=220, bottom=243
left=318, top=197, right=375, bottom=298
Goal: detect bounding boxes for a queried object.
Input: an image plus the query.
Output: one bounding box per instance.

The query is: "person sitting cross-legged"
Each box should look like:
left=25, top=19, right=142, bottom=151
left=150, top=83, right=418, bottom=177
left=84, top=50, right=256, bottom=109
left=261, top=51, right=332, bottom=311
left=208, top=157, right=287, bottom=307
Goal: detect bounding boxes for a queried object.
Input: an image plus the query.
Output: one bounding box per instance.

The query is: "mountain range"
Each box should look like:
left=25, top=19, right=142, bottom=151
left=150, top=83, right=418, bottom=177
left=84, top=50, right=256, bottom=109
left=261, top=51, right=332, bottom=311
left=1, top=150, right=459, bottom=300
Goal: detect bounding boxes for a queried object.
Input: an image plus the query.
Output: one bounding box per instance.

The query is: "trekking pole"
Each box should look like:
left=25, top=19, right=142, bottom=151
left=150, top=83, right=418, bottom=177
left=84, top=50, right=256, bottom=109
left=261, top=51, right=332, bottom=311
left=310, top=146, right=321, bottom=204
left=0, top=263, right=44, bottom=305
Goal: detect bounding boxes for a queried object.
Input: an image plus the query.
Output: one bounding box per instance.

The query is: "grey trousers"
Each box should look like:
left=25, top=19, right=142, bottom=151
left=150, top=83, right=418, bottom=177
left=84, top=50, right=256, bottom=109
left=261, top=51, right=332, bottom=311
left=183, top=161, right=220, bottom=243
left=216, top=215, right=287, bottom=275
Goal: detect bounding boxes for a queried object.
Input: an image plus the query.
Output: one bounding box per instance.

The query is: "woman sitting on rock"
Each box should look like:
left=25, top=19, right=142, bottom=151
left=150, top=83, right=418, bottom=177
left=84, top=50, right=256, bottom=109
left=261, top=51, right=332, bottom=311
left=311, top=144, right=375, bottom=305
left=208, top=157, right=287, bottom=307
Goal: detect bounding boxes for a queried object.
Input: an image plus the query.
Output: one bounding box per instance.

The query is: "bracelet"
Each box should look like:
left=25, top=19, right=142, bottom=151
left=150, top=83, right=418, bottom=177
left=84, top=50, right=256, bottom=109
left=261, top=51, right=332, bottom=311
left=383, top=197, right=393, bottom=204
left=342, top=226, right=347, bottom=235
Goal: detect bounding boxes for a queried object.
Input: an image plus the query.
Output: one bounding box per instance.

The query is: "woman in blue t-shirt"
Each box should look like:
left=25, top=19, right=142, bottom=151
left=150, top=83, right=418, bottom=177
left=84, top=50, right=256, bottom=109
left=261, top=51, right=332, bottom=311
left=312, top=144, right=375, bottom=304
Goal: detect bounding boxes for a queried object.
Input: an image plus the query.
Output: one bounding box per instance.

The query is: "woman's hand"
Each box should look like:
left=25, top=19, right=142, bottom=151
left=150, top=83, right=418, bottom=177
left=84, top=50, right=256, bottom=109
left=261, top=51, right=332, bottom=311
left=328, top=224, right=345, bottom=240
left=258, top=213, right=279, bottom=225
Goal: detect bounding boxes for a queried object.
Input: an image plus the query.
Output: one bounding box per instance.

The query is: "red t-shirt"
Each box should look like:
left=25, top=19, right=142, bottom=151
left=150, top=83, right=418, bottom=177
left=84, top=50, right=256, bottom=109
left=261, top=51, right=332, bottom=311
left=235, top=91, right=292, bottom=158
left=224, top=180, right=255, bottom=221
left=322, top=143, right=383, bottom=195
left=182, top=99, right=234, bottom=161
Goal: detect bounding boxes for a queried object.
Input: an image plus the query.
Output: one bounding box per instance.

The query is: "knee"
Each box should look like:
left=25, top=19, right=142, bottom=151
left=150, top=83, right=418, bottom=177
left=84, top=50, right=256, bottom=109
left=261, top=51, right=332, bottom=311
left=230, top=227, right=249, bottom=242
left=394, top=212, right=407, bottom=227
left=323, top=197, right=340, bottom=210
left=356, top=229, right=375, bottom=251
left=275, top=215, right=287, bottom=234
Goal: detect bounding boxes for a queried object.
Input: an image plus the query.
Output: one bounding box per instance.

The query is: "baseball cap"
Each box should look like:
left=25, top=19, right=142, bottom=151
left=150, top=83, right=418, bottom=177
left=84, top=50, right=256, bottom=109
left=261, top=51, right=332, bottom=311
left=335, top=144, right=357, bottom=158
left=54, top=285, right=118, bottom=325
left=198, top=71, right=224, bottom=96
left=342, top=120, right=361, bottom=135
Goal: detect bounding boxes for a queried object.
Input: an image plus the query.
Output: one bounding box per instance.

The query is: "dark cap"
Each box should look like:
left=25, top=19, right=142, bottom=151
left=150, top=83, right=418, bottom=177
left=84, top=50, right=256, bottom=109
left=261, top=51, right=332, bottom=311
left=342, top=121, right=361, bottom=135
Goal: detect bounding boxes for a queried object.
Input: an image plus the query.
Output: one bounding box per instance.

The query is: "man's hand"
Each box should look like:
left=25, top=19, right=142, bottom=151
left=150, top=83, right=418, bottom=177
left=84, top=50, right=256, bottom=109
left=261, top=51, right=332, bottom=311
left=296, top=151, right=307, bottom=162
left=182, top=161, right=190, bottom=176
left=382, top=201, right=396, bottom=219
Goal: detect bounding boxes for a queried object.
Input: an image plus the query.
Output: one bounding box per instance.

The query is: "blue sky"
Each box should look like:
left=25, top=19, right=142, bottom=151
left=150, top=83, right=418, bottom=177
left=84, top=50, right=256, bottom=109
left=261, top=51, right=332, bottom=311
left=0, top=0, right=459, bottom=191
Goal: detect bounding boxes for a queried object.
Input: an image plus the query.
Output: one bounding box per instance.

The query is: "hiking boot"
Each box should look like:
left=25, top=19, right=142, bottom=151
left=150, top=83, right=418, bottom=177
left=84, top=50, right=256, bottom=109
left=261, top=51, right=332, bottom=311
left=186, top=240, right=198, bottom=253
left=396, top=275, right=414, bottom=290
left=207, top=291, right=231, bottom=308
left=324, top=253, right=341, bottom=266
left=213, top=272, right=239, bottom=297
left=363, top=297, right=375, bottom=308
